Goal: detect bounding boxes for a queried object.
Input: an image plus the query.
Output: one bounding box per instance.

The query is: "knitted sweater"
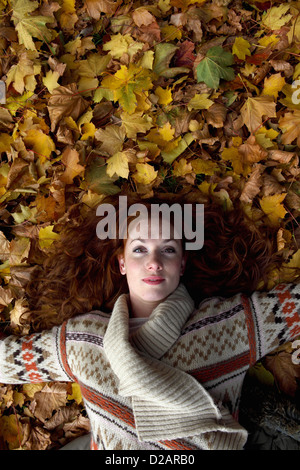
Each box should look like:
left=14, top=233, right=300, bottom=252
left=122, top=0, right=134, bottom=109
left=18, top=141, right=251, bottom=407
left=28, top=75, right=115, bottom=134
left=0, top=282, right=299, bottom=450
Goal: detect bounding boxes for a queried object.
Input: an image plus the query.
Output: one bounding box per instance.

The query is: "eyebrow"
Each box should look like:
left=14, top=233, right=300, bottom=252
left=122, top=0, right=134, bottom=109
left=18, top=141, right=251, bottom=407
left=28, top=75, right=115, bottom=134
left=129, top=238, right=178, bottom=245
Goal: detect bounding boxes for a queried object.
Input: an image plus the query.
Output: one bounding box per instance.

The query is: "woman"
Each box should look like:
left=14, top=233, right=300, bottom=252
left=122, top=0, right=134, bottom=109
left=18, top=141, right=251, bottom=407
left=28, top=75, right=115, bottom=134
left=0, top=192, right=299, bottom=450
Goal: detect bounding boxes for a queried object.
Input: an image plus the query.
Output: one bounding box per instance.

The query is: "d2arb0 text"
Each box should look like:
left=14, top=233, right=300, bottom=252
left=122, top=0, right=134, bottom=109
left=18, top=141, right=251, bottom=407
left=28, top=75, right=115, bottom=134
left=149, top=454, right=195, bottom=464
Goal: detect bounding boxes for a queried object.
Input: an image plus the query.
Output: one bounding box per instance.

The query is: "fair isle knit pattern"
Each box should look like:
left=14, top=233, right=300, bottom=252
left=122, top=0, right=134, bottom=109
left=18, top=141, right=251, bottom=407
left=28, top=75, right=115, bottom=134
left=0, top=282, right=299, bottom=450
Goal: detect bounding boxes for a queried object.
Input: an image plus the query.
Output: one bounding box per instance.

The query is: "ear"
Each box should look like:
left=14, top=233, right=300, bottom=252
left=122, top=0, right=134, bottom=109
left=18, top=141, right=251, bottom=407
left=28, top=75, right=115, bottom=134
left=180, top=253, right=188, bottom=276
left=118, top=255, right=126, bottom=275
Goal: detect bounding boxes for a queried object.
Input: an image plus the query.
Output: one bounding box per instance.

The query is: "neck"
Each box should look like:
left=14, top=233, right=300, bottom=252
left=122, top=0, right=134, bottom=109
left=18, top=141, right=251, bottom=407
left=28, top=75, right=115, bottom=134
left=129, top=296, right=166, bottom=319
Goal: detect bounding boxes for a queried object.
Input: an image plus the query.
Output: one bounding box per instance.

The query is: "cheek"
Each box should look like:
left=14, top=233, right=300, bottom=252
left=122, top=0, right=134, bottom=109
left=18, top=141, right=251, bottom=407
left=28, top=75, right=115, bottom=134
left=124, top=257, right=141, bottom=277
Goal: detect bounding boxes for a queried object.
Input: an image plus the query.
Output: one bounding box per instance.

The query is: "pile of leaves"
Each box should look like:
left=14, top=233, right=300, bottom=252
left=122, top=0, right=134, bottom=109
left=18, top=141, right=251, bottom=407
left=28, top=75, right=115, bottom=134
left=0, top=0, right=300, bottom=449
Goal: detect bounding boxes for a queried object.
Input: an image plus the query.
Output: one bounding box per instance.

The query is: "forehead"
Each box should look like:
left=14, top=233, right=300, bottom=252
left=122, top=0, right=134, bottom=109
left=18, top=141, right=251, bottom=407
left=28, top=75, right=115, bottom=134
left=127, top=214, right=182, bottom=240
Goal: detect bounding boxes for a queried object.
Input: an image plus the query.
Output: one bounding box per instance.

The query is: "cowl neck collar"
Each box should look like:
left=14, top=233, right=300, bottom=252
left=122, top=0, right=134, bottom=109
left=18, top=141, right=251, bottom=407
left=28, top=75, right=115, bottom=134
left=103, top=284, right=247, bottom=448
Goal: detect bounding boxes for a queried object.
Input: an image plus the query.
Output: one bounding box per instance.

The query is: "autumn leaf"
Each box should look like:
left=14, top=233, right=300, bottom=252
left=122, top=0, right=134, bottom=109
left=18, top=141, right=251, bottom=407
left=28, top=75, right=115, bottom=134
left=240, top=96, right=277, bottom=134
left=120, top=112, right=153, bottom=139
left=84, top=0, right=120, bottom=19
left=232, top=37, right=251, bottom=60
left=106, top=150, right=136, bottom=179
left=47, top=84, right=90, bottom=132
left=101, top=64, right=153, bottom=114
left=95, top=124, right=125, bottom=155
left=259, top=193, right=287, bottom=226
left=32, top=383, right=68, bottom=423
left=263, top=350, right=300, bottom=397
left=11, top=0, right=54, bottom=51
left=60, top=147, right=85, bottom=184
left=38, top=225, right=60, bottom=250
left=196, top=46, right=235, bottom=89
left=279, top=110, right=300, bottom=146
left=132, top=162, right=158, bottom=185
left=261, top=4, right=292, bottom=31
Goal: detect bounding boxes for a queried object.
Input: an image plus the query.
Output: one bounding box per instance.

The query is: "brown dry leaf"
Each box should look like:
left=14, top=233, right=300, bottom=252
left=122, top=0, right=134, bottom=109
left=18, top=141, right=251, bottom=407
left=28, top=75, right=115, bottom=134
left=31, top=383, right=68, bottom=423
left=44, top=404, right=81, bottom=431
left=240, top=164, right=263, bottom=203
left=240, top=96, right=277, bottom=134
left=47, top=84, right=89, bottom=132
left=132, top=9, right=156, bottom=27
left=264, top=350, right=300, bottom=397
left=59, top=147, right=85, bottom=185
left=84, top=0, right=120, bottom=19
left=63, top=414, right=91, bottom=439
left=23, top=425, right=52, bottom=450
left=238, top=136, right=268, bottom=165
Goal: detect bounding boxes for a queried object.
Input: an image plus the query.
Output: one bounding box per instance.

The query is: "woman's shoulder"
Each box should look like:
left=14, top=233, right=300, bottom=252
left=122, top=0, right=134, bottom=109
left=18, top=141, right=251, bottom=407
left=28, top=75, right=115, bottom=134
left=185, top=293, right=245, bottom=327
left=65, top=310, right=111, bottom=336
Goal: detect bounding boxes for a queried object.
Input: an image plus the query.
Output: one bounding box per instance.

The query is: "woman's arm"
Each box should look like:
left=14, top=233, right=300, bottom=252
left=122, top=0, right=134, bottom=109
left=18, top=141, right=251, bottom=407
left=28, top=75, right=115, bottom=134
left=243, top=282, right=300, bottom=361
left=0, top=325, right=73, bottom=384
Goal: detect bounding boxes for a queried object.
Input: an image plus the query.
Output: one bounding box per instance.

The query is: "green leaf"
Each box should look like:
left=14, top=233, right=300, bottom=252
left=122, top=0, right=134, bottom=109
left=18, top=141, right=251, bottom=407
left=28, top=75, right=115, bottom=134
left=83, top=156, right=120, bottom=195
left=196, top=46, right=235, bottom=89
left=161, top=133, right=194, bottom=164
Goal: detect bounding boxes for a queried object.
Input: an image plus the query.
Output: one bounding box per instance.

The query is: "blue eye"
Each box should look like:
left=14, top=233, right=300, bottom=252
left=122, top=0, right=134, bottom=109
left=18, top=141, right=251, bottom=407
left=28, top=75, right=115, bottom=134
left=163, top=247, right=176, bottom=253
left=133, top=246, right=146, bottom=253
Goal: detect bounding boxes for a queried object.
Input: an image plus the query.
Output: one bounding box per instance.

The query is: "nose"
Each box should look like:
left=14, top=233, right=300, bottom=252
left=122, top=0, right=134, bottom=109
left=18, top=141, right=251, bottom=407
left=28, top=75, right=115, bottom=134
left=146, top=251, right=163, bottom=271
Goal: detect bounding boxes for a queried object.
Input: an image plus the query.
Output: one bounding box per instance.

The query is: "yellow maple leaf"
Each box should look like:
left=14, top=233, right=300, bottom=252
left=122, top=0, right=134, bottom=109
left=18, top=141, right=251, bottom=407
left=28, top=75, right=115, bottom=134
left=0, top=133, right=13, bottom=153
left=261, top=73, right=285, bottom=99
left=120, top=111, right=153, bottom=139
left=258, top=34, right=279, bottom=48
left=187, top=93, right=214, bottom=111
left=132, top=163, right=158, bottom=185
left=261, top=4, right=292, bottom=31
left=101, top=64, right=153, bottom=114
left=155, top=86, right=173, bottom=105
left=81, top=122, right=96, bottom=140
left=232, top=37, right=251, bottom=60
left=158, top=122, right=175, bottom=142
left=22, top=383, right=44, bottom=398
left=23, top=129, right=55, bottom=163
left=198, top=180, right=217, bottom=195
left=173, top=158, right=192, bottom=177
left=67, top=383, right=83, bottom=405
left=106, top=150, right=131, bottom=179
left=260, top=193, right=287, bottom=226
left=11, top=0, right=54, bottom=51
left=6, top=52, right=35, bottom=94
left=240, top=96, right=277, bottom=134
left=57, top=0, right=78, bottom=30
left=42, top=70, right=60, bottom=93
left=191, top=158, right=219, bottom=176
left=221, top=146, right=251, bottom=176
left=38, top=225, right=60, bottom=250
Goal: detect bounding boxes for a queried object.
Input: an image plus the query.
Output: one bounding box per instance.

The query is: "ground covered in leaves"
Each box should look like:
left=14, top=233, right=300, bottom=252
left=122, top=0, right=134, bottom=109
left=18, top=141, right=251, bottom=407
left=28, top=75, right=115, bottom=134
left=0, top=0, right=300, bottom=450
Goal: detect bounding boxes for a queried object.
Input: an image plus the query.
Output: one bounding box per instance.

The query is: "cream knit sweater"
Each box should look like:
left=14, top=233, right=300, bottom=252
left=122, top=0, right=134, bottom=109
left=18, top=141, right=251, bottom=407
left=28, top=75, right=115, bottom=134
left=0, top=282, right=299, bottom=450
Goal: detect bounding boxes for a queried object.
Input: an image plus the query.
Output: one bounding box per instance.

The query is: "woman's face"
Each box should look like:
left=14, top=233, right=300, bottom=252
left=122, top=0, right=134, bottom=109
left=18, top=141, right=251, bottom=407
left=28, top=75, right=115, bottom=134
left=118, top=215, right=186, bottom=309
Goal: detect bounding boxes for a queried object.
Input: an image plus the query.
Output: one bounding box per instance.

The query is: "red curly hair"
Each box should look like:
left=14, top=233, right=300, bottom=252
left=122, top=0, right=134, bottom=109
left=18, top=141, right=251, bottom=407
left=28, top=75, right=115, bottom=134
left=24, top=191, right=280, bottom=332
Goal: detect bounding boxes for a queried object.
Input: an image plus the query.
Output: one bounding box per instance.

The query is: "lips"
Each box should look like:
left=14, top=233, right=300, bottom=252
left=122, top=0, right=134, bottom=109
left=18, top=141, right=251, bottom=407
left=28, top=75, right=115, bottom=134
left=142, top=276, right=165, bottom=285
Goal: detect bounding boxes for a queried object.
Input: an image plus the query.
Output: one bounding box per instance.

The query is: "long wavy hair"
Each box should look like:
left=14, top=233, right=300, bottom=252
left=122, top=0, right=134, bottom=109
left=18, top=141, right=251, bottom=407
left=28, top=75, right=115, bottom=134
left=24, top=191, right=281, bottom=332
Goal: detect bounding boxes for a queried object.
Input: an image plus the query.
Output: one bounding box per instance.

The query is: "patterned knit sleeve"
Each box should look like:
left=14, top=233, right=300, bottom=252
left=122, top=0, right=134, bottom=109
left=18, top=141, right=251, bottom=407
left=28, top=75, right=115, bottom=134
left=0, top=325, right=72, bottom=384
left=242, top=282, right=300, bottom=361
